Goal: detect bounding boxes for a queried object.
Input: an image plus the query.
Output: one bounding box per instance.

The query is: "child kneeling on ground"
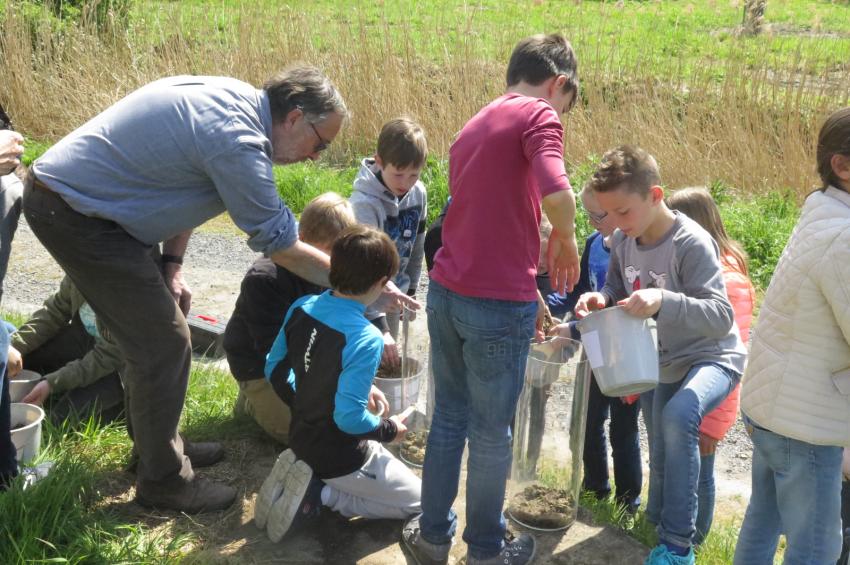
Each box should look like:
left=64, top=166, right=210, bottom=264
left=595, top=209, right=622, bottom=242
left=254, top=225, right=421, bottom=542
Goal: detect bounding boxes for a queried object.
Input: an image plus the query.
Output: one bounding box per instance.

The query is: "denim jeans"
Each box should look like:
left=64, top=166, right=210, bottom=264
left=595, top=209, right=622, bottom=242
left=583, top=372, right=642, bottom=508
left=419, top=281, right=537, bottom=560
left=694, top=452, right=715, bottom=546
left=0, top=173, right=23, bottom=305
left=0, top=322, right=17, bottom=488
left=644, top=363, right=739, bottom=548
left=733, top=421, right=843, bottom=565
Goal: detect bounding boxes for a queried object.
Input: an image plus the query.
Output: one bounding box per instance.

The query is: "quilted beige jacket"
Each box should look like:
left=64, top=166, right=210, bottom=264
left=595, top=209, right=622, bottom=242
left=741, top=186, right=850, bottom=446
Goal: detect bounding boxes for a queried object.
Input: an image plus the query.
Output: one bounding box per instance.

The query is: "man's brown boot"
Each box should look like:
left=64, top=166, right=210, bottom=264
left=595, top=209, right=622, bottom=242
left=125, top=440, right=225, bottom=473
left=136, top=477, right=236, bottom=513
left=183, top=440, right=225, bottom=467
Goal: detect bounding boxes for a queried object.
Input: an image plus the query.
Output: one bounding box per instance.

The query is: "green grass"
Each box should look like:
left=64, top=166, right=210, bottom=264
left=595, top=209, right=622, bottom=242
left=0, top=357, right=249, bottom=563
left=580, top=490, right=750, bottom=565
left=132, top=0, right=850, bottom=77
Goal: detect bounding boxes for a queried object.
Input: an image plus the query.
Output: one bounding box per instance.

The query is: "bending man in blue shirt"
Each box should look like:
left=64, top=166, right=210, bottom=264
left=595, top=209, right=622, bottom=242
left=24, top=66, right=416, bottom=513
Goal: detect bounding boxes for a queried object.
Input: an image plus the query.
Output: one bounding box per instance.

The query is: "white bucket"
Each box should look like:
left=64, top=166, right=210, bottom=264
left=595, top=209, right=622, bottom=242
left=577, top=306, right=658, bottom=396
left=10, top=403, right=46, bottom=464
left=374, top=358, right=423, bottom=416
left=10, top=370, right=42, bottom=403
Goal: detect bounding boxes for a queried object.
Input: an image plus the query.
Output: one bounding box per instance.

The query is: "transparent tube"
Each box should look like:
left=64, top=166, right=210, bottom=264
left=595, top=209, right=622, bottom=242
left=506, top=337, right=590, bottom=531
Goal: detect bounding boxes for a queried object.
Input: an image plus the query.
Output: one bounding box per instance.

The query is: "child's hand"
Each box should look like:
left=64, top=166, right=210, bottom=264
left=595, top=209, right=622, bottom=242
left=548, top=321, right=580, bottom=340
left=22, top=380, right=50, bottom=406
left=574, top=292, right=607, bottom=319
left=547, top=230, right=580, bottom=295
left=617, top=289, right=662, bottom=318
left=699, top=433, right=718, bottom=456
left=7, top=345, right=22, bottom=378
left=367, top=385, right=389, bottom=417
left=389, top=415, right=409, bottom=444
left=381, top=333, right=400, bottom=369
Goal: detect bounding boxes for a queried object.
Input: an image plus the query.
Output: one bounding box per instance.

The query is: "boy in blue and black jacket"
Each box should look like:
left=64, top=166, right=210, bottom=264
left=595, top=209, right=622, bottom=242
left=254, top=225, right=421, bottom=543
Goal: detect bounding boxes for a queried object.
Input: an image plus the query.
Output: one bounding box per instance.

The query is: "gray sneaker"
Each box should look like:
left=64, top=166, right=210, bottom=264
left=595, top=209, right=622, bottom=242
left=401, top=514, right=451, bottom=565
left=467, top=533, right=536, bottom=565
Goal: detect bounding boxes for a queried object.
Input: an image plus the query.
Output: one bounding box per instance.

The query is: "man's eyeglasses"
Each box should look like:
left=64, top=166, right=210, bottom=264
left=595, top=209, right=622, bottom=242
left=307, top=120, right=331, bottom=153
left=587, top=210, right=608, bottom=224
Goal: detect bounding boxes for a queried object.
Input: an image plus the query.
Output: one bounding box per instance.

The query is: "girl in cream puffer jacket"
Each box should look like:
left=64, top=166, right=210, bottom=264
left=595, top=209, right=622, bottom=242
left=735, top=107, right=850, bottom=565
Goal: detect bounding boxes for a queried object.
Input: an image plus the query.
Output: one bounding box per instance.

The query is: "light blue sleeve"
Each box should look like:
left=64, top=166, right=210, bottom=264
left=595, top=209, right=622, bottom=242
left=333, top=329, right=384, bottom=435
left=203, top=117, right=298, bottom=255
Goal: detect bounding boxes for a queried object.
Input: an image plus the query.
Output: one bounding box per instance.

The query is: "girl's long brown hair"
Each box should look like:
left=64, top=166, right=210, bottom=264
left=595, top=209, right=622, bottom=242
left=817, top=107, right=850, bottom=192
left=667, top=187, right=749, bottom=276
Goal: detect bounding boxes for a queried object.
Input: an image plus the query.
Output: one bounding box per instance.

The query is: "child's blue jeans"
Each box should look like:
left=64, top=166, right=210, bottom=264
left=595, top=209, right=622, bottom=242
left=642, top=363, right=739, bottom=548
left=582, top=372, right=642, bottom=509
left=694, top=452, right=716, bottom=546
left=419, top=281, right=536, bottom=560
left=733, top=419, right=842, bottom=565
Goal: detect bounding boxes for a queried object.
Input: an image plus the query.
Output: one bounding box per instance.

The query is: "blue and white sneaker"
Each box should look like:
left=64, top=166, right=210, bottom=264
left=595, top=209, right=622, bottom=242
left=644, top=544, right=695, bottom=565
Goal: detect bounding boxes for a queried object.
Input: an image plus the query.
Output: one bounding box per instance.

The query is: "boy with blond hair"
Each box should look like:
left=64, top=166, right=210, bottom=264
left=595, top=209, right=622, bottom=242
left=349, top=117, right=428, bottom=366
left=224, top=192, right=356, bottom=443
left=572, top=145, right=746, bottom=564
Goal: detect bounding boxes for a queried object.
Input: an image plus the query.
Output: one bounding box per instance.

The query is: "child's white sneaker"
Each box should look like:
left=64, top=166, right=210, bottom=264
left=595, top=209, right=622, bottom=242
left=266, top=458, right=322, bottom=542
left=254, top=448, right=297, bottom=529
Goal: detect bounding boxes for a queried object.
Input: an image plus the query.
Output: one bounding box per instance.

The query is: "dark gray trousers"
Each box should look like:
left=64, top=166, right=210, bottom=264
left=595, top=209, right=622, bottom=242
left=23, top=176, right=193, bottom=488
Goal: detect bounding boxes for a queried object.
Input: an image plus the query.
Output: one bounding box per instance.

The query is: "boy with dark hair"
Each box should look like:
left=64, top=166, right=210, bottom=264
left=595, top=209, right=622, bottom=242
left=224, top=192, right=356, bottom=444
left=573, top=145, right=746, bottom=565
left=403, top=33, right=581, bottom=565
left=349, top=117, right=428, bottom=367
left=255, top=225, right=421, bottom=542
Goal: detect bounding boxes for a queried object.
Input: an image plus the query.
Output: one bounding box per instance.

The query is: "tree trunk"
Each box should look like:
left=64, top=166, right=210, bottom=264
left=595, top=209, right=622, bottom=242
left=743, top=0, right=766, bottom=36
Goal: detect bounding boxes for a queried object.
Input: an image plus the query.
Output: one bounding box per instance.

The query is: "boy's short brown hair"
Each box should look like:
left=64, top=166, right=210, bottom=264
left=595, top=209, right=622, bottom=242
left=299, top=192, right=356, bottom=248
left=506, top=34, right=579, bottom=102
left=330, top=225, right=399, bottom=295
left=586, top=145, right=661, bottom=196
left=376, top=117, right=428, bottom=170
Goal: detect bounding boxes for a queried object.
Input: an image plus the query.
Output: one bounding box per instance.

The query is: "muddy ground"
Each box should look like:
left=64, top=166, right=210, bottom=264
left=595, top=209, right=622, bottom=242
left=4, top=218, right=751, bottom=563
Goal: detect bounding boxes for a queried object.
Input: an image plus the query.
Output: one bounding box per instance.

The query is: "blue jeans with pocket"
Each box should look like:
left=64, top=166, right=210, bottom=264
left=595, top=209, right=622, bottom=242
left=419, top=281, right=537, bottom=560
left=644, top=363, right=739, bottom=548
left=733, top=419, right=843, bottom=565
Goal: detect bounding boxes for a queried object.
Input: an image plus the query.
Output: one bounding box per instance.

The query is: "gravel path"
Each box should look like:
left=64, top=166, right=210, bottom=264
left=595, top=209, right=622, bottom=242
left=3, top=217, right=754, bottom=508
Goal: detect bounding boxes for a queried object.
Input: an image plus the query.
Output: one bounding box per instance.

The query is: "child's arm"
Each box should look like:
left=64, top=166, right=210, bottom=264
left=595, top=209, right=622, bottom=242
left=549, top=235, right=594, bottom=318
left=817, top=233, right=850, bottom=346
left=333, top=332, right=399, bottom=443
left=598, top=237, right=627, bottom=307
left=655, top=238, right=734, bottom=338
left=404, top=229, right=426, bottom=298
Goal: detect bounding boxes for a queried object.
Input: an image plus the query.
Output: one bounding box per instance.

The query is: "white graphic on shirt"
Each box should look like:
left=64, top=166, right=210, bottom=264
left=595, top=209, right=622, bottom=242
left=304, top=328, right=318, bottom=373
left=648, top=270, right=668, bottom=289
left=625, top=265, right=641, bottom=291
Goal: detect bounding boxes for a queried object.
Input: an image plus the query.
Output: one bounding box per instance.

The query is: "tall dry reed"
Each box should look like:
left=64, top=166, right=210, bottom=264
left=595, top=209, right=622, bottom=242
left=1, top=1, right=848, bottom=197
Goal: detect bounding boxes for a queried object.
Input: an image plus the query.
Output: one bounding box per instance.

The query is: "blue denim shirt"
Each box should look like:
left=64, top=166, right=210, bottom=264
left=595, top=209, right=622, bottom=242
left=33, top=76, right=297, bottom=254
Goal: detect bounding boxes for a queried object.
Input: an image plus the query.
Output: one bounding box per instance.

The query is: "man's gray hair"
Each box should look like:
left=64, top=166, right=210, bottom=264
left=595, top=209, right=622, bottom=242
left=263, top=65, right=348, bottom=124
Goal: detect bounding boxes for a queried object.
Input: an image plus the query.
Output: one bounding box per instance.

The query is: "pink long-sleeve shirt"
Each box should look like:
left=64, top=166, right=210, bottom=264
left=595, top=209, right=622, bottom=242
left=430, top=93, right=572, bottom=302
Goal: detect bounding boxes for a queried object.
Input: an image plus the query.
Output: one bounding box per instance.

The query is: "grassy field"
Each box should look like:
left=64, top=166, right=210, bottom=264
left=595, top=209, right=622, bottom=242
left=4, top=0, right=850, bottom=192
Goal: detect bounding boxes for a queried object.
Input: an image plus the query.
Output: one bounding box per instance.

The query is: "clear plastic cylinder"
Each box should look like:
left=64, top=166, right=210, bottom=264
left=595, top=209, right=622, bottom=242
left=506, top=337, right=590, bottom=531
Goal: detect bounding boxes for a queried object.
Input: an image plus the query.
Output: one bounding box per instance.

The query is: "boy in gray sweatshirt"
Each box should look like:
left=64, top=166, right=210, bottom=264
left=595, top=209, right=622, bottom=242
left=572, top=146, right=746, bottom=565
left=349, top=117, right=428, bottom=367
